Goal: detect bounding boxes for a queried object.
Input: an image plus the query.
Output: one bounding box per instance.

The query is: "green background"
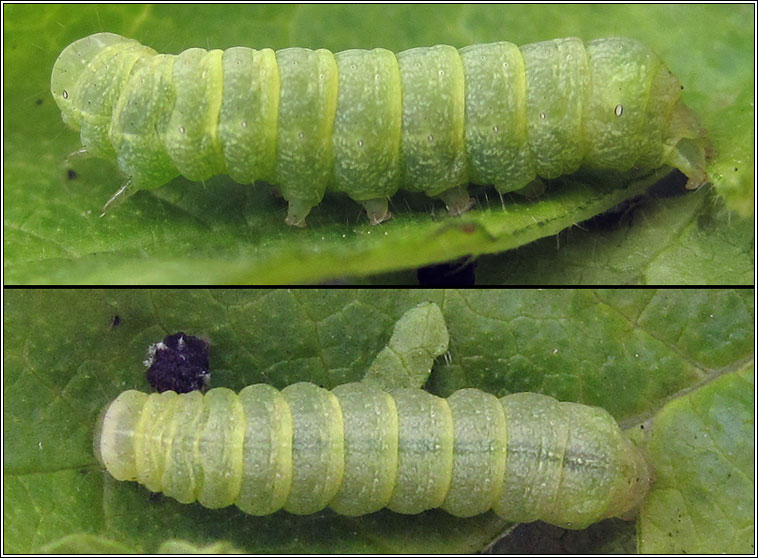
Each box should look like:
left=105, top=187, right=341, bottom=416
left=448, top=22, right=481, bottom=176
left=3, top=288, right=754, bottom=553
left=3, top=4, right=754, bottom=284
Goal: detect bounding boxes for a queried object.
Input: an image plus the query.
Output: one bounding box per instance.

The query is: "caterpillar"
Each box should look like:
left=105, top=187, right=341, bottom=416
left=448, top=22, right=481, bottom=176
left=94, top=383, right=651, bottom=529
left=52, top=33, right=709, bottom=227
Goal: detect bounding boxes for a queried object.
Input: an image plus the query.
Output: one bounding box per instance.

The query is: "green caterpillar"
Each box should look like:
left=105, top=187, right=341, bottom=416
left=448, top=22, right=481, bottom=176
left=95, top=383, right=650, bottom=529
left=95, top=303, right=650, bottom=529
left=52, top=33, right=709, bottom=226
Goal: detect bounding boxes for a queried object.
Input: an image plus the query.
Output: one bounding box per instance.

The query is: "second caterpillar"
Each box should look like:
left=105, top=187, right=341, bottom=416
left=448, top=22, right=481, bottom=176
left=95, top=381, right=651, bottom=529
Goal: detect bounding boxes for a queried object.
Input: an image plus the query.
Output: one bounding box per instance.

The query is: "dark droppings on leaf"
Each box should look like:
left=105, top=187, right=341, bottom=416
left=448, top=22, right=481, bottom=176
left=145, top=332, right=210, bottom=393
left=110, top=314, right=122, bottom=328
left=35, top=98, right=43, bottom=106
left=67, top=169, right=78, bottom=180
left=417, top=256, right=477, bottom=285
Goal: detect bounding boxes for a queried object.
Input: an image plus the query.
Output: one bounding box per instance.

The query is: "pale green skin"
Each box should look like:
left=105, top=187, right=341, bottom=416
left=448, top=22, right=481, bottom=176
left=52, top=33, right=709, bottom=227
left=94, top=303, right=650, bottom=528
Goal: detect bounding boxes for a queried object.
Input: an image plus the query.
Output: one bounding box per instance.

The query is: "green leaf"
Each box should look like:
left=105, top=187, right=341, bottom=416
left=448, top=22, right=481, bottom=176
left=3, top=4, right=753, bottom=284
left=706, top=85, right=754, bottom=217
left=476, top=185, right=755, bottom=285
left=3, top=289, right=753, bottom=553
left=639, top=363, right=754, bottom=554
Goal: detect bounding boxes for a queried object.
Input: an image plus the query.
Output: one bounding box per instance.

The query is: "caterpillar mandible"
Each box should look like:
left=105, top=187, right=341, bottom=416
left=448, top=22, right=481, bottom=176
left=51, top=33, right=710, bottom=226
left=95, top=383, right=651, bottom=529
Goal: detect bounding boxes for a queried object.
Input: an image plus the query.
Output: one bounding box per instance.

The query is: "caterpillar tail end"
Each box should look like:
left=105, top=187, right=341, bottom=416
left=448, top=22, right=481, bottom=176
left=664, top=99, right=713, bottom=190
left=604, top=437, right=654, bottom=522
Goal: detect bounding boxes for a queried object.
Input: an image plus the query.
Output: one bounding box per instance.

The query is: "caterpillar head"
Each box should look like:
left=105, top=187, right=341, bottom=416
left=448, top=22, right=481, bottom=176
left=50, top=32, right=154, bottom=131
